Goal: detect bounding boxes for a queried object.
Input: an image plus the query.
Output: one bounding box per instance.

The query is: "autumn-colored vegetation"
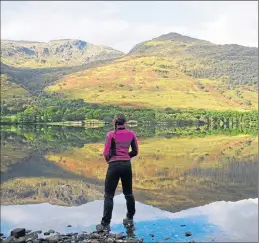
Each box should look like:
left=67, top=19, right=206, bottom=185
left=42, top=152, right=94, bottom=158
left=47, top=135, right=258, bottom=186
left=46, top=134, right=258, bottom=211
left=47, top=55, right=257, bottom=111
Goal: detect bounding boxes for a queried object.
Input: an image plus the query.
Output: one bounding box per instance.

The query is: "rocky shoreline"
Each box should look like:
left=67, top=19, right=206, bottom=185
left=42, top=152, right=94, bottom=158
left=0, top=225, right=195, bottom=243
left=0, top=226, right=143, bottom=243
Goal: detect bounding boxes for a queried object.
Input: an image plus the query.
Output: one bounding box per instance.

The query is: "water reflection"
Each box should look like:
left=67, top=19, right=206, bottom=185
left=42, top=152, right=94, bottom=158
left=1, top=195, right=257, bottom=242
left=1, top=124, right=258, bottom=241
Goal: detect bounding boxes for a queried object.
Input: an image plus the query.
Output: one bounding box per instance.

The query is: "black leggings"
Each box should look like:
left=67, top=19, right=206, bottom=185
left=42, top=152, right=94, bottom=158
left=101, top=160, right=136, bottom=225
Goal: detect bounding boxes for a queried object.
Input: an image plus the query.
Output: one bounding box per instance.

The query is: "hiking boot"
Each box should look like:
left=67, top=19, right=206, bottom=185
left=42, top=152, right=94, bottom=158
left=96, top=223, right=111, bottom=232
left=123, top=217, right=134, bottom=227
left=126, top=226, right=136, bottom=238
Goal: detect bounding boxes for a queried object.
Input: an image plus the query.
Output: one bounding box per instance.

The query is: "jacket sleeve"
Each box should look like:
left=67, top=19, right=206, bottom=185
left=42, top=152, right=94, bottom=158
left=103, top=132, right=112, bottom=162
left=129, top=132, right=139, bottom=158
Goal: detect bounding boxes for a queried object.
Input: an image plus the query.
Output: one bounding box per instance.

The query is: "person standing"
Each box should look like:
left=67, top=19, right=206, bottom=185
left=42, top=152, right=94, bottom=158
left=96, top=113, right=139, bottom=231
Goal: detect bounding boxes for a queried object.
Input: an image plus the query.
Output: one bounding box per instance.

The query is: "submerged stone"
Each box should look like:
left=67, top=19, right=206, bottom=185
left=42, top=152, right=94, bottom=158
left=11, top=228, right=26, bottom=238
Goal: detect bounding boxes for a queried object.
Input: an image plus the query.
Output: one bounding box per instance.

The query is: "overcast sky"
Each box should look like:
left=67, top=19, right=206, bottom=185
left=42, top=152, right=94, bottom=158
left=1, top=1, right=258, bottom=52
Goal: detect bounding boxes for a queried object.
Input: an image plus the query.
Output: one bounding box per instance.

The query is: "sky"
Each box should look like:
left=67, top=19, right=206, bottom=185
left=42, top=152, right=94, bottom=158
left=1, top=1, right=258, bottom=53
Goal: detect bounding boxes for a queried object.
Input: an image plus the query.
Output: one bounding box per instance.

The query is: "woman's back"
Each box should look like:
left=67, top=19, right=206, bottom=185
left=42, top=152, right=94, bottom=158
left=103, top=124, right=138, bottom=163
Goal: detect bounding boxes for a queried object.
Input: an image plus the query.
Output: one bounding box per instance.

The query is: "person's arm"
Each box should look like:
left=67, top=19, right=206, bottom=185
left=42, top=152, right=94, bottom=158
left=129, top=132, right=139, bottom=158
left=103, top=132, right=112, bottom=162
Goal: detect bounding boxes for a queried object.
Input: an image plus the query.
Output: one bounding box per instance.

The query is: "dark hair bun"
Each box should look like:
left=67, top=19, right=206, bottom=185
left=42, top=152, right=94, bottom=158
left=115, top=118, right=125, bottom=125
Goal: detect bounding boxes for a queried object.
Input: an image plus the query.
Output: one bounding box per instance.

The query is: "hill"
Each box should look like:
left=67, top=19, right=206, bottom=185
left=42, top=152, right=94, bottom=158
left=129, top=32, right=258, bottom=86
left=0, top=58, right=118, bottom=93
left=46, top=33, right=258, bottom=111
left=0, top=74, right=33, bottom=114
left=1, top=39, right=124, bottom=68
left=1, top=39, right=124, bottom=96
left=1, top=33, right=258, bottom=112
left=1, top=74, right=31, bottom=101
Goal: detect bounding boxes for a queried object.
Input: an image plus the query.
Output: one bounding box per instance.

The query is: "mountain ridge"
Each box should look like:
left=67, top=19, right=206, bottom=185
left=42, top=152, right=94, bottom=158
left=1, top=39, right=124, bottom=68
left=129, top=32, right=257, bottom=55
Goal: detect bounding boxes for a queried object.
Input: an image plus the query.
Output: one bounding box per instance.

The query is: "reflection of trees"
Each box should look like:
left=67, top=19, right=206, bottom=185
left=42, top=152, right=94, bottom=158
left=1, top=122, right=257, bottom=153
left=1, top=125, right=109, bottom=155
left=155, top=124, right=258, bottom=138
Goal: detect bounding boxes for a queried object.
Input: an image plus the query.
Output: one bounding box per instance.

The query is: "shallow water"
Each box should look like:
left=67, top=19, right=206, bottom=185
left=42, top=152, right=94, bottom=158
left=1, top=125, right=258, bottom=241
left=1, top=196, right=258, bottom=242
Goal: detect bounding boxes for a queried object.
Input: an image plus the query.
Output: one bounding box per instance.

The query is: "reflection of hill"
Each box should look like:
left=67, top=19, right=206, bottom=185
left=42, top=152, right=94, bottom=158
left=48, top=135, right=257, bottom=182
left=135, top=160, right=257, bottom=212
left=1, top=125, right=258, bottom=210
left=1, top=152, right=99, bottom=183
left=47, top=144, right=107, bottom=181
left=47, top=135, right=258, bottom=211
left=135, top=136, right=258, bottom=211
left=1, top=178, right=103, bottom=206
left=0, top=153, right=104, bottom=205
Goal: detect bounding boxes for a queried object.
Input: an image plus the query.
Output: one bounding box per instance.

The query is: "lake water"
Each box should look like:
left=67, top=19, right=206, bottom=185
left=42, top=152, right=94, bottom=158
left=1, top=124, right=258, bottom=242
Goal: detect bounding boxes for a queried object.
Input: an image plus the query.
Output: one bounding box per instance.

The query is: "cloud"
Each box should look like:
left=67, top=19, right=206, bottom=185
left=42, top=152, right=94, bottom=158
left=198, top=2, right=258, bottom=47
left=1, top=1, right=258, bottom=52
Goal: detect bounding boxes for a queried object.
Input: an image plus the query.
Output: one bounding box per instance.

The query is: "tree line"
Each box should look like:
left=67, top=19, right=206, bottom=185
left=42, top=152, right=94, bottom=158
left=1, top=95, right=258, bottom=127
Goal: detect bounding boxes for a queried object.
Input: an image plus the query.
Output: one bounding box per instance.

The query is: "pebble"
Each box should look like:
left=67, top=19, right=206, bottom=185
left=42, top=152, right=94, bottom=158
left=115, top=233, right=124, bottom=240
left=185, top=232, right=192, bottom=237
left=45, top=235, right=59, bottom=243
left=13, top=237, right=26, bottom=243
left=90, top=233, right=101, bottom=239
left=105, top=238, right=114, bottom=243
left=108, top=234, right=116, bottom=239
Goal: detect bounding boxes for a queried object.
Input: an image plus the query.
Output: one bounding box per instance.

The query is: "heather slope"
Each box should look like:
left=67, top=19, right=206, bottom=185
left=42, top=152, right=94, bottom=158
left=46, top=56, right=257, bottom=111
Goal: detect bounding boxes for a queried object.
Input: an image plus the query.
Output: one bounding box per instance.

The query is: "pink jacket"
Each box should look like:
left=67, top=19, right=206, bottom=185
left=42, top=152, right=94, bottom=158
left=103, top=125, right=139, bottom=163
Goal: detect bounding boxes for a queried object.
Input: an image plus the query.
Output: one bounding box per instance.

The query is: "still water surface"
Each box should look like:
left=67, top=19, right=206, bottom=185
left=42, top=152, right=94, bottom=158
left=1, top=125, right=258, bottom=241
